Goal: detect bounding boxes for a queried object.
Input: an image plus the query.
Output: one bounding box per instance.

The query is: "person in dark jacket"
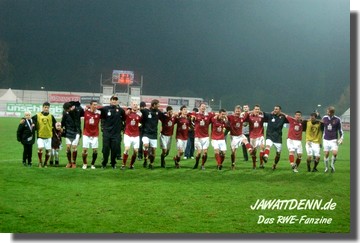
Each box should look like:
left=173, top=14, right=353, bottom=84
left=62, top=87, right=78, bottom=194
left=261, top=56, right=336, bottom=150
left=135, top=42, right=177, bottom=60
left=140, top=99, right=165, bottom=169
left=61, top=102, right=83, bottom=168
left=17, top=111, right=35, bottom=167
left=98, top=95, right=126, bottom=169
left=137, top=101, right=146, bottom=160
left=184, top=107, right=198, bottom=159
left=50, top=122, right=63, bottom=167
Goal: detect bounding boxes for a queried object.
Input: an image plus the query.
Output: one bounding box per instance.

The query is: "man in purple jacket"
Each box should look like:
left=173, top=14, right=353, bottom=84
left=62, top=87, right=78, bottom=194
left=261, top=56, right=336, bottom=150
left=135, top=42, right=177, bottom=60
left=322, top=106, right=344, bottom=173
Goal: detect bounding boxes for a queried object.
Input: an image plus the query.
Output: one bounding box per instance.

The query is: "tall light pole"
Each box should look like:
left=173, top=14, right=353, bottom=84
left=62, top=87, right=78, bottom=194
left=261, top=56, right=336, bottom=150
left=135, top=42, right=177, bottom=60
left=317, top=104, right=321, bottom=112
left=210, top=98, right=214, bottom=111
left=41, top=86, right=49, bottom=101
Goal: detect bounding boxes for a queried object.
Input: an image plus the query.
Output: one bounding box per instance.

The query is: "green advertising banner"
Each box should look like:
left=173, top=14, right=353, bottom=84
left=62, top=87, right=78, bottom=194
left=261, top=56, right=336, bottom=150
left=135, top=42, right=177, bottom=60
left=5, top=103, right=64, bottom=118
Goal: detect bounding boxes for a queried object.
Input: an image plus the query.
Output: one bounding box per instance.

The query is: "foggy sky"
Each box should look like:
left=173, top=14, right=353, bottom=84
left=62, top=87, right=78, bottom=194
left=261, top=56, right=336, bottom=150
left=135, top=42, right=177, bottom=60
left=0, top=0, right=350, bottom=114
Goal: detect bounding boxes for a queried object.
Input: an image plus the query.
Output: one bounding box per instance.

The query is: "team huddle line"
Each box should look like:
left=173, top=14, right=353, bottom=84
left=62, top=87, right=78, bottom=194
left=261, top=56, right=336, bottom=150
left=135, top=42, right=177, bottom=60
left=16, top=97, right=344, bottom=173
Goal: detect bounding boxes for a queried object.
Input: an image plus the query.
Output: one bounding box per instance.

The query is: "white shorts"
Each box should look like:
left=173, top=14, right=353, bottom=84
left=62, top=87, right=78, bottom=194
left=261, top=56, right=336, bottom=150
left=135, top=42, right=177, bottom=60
left=195, top=137, right=210, bottom=150
left=305, top=141, right=321, bottom=157
left=287, top=138, right=303, bottom=154
left=323, top=139, right=338, bottom=152
left=211, top=139, right=227, bottom=151
left=37, top=138, right=52, bottom=150
left=124, top=134, right=140, bottom=149
left=65, top=134, right=80, bottom=146
left=265, top=139, right=282, bottom=153
left=160, top=134, right=172, bottom=150
left=230, top=134, right=247, bottom=149
left=142, top=136, right=158, bottom=148
left=176, top=139, right=188, bottom=151
left=250, top=136, right=264, bottom=149
left=82, top=135, right=99, bottom=149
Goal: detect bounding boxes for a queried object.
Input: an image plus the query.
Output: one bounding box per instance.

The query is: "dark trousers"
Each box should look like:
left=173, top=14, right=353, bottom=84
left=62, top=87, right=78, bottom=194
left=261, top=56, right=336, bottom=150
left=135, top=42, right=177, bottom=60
left=102, top=136, right=120, bottom=166
left=138, top=132, right=144, bottom=159
left=116, top=135, right=123, bottom=159
left=184, top=136, right=195, bottom=157
left=22, top=144, right=33, bottom=164
left=241, top=134, right=250, bottom=161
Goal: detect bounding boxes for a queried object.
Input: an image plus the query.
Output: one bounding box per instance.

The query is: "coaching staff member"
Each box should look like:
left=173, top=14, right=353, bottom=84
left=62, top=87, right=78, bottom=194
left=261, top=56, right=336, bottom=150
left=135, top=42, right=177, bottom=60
left=98, top=95, right=126, bottom=169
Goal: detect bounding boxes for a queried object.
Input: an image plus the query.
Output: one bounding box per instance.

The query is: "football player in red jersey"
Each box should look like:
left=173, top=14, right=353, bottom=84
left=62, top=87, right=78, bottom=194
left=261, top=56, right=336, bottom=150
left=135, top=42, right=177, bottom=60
left=210, top=109, right=228, bottom=170
left=191, top=102, right=215, bottom=170
left=173, top=105, right=191, bottom=168
left=81, top=100, right=101, bottom=169
left=227, top=105, right=252, bottom=170
left=159, top=106, right=176, bottom=168
left=281, top=111, right=304, bottom=173
left=121, top=101, right=143, bottom=169
left=245, top=104, right=265, bottom=169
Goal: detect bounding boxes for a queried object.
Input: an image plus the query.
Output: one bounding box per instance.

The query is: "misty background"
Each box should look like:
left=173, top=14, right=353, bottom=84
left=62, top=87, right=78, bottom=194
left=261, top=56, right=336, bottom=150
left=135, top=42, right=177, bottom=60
left=0, top=0, right=350, bottom=115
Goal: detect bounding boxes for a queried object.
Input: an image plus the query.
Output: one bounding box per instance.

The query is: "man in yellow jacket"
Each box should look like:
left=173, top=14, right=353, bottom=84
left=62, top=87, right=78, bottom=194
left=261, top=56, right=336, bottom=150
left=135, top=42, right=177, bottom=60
left=32, top=102, right=57, bottom=167
left=303, top=112, right=324, bottom=172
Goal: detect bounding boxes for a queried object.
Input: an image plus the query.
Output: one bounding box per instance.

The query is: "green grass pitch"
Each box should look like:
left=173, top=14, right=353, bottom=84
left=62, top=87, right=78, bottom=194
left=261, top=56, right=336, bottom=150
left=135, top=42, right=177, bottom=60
left=0, top=117, right=351, bottom=234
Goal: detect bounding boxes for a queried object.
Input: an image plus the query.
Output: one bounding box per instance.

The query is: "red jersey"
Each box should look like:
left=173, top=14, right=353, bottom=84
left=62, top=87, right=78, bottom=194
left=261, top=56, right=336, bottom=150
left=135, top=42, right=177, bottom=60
left=175, top=115, right=191, bottom=140
left=124, top=111, right=142, bottom=137
left=192, top=111, right=215, bottom=138
left=160, top=114, right=176, bottom=136
left=286, top=115, right=303, bottom=141
left=246, top=113, right=265, bottom=139
left=227, top=113, right=248, bottom=136
left=211, top=116, right=226, bottom=140
left=83, top=108, right=101, bottom=137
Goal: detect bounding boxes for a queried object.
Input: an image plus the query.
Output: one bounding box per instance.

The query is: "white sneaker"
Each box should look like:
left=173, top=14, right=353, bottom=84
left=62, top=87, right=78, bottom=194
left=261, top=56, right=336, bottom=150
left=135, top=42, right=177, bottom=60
left=191, top=157, right=194, bottom=159
left=183, top=157, right=187, bottom=160
left=293, top=168, right=298, bottom=173
left=91, top=165, right=96, bottom=169
left=82, top=164, right=87, bottom=170
left=324, top=167, right=328, bottom=173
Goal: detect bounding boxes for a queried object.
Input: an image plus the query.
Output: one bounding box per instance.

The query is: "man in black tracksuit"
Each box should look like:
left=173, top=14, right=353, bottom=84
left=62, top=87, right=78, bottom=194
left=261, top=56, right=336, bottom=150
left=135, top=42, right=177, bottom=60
left=99, top=95, right=125, bottom=169
left=262, top=105, right=288, bottom=170
left=140, top=99, right=165, bottom=169
left=137, top=101, right=147, bottom=160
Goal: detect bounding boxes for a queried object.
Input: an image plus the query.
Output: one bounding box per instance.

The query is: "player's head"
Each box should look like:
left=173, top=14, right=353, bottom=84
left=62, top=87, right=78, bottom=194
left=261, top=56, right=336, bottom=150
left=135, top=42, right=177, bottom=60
left=63, top=102, right=72, bottom=112
left=180, top=105, right=187, bottom=115
left=24, top=111, right=31, bottom=119
left=327, top=106, right=335, bottom=116
left=273, top=105, right=281, bottom=115
left=294, top=111, right=302, bottom=120
left=199, top=102, right=206, bottom=112
left=151, top=99, right=159, bottom=108
left=140, top=101, right=146, bottom=109
left=89, top=100, right=98, bottom=110
left=166, top=105, right=173, bottom=115
left=55, top=122, right=62, bottom=130
left=234, top=105, right=242, bottom=115
left=42, top=102, right=50, bottom=114
left=110, top=95, right=118, bottom=105
left=219, top=108, right=227, bottom=118
left=243, top=104, right=249, bottom=112
left=253, top=104, right=261, bottom=114
left=310, top=112, right=317, bottom=122
left=131, top=101, right=139, bottom=111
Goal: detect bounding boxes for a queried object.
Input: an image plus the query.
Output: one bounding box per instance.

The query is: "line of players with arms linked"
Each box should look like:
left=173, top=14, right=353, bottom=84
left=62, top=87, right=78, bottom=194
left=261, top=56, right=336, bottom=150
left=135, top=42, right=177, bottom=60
left=17, top=95, right=344, bottom=173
